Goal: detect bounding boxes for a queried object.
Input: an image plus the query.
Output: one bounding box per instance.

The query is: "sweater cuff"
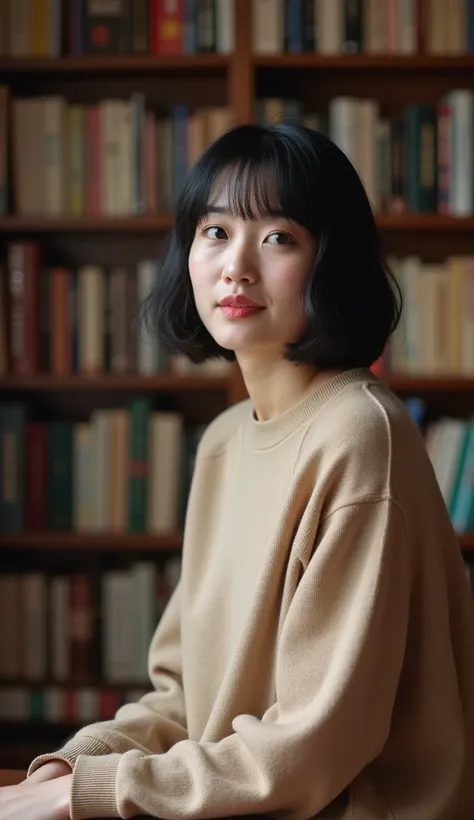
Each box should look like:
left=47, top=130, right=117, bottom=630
left=70, top=754, right=121, bottom=820
left=27, top=735, right=113, bottom=778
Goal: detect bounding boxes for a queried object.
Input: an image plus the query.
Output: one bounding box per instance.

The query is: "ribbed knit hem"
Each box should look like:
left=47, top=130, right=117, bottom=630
left=246, top=367, right=379, bottom=449
left=27, top=735, right=113, bottom=778
left=70, top=753, right=121, bottom=819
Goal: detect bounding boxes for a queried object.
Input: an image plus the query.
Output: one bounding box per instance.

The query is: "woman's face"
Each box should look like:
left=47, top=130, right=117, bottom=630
left=188, top=187, right=317, bottom=361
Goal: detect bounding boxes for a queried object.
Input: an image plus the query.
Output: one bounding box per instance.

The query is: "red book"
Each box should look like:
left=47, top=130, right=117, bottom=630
left=416, top=0, right=427, bottom=53
left=50, top=267, right=73, bottom=375
left=8, top=241, right=40, bottom=375
left=70, top=575, right=93, bottom=679
left=26, top=422, right=47, bottom=531
left=99, top=689, right=121, bottom=720
left=151, top=0, right=184, bottom=55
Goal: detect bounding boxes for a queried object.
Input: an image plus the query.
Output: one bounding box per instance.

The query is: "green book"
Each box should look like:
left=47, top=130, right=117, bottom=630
left=403, top=103, right=438, bottom=213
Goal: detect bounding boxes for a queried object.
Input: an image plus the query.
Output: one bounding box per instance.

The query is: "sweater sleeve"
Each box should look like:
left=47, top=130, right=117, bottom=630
left=67, top=498, right=411, bottom=820
left=27, top=581, right=187, bottom=778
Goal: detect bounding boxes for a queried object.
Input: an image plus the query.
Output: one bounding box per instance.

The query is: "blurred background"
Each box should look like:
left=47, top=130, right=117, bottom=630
left=0, top=0, right=474, bottom=770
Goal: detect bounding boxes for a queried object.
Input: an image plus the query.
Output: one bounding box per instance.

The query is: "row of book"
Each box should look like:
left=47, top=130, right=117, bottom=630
left=0, top=684, right=148, bottom=724
left=0, top=243, right=233, bottom=378
left=0, top=0, right=234, bottom=58
left=0, top=88, right=233, bottom=217
left=257, top=92, right=474, bottom=216
left=4, top=88, right=472, bottom=220
left=254, top=0, right=474, bottom=55
left=2, top=554, right=474, bottom=726
left=0, top=558, right=181, bottom=683
left=3, top=0, right=473, bottom=60
left=386, top=256, right=474, bottom=377
left=0, top=401, right=205, bottom=534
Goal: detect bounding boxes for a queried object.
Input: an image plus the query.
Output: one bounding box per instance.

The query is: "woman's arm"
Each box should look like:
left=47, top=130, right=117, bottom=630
left=27, top=581, right=187, bottom=777
left=65, top=499, right=411, bottom=820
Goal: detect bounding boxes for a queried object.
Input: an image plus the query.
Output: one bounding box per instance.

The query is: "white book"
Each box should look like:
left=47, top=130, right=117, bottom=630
left=329, top=97, right=358, bottom=167
left=137, top=260, right=159, bottom=375
left=448, top=90, right=474, bottom=216
left=462, top=260, right=474, bottom=375
left=76, top=687, right=99, bottom=722
left=397, top=0, right=416, bottom=54
left=252, top=0, right=283, bottom=54
left=78, top=265, right=105, bottom=374
left=148, top=412, right=184, bottom=534
left=115, top=101, right=133, bottom=215
left=103, top=571, right=135, bottom=682
left=43, top=96, right=67, bottom=215
left=317, top=0, right=343, bottom=54
left=216, top=0, right=234, bottom=53
left=421, top=265, right=449, bottom=374
left=131, top=562, right=157, bottom=680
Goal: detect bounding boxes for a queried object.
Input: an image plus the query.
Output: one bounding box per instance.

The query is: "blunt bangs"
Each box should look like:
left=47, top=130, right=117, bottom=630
left=142, top=123, right=402, bottom=369
left=175, top=124, right=328, bottom=244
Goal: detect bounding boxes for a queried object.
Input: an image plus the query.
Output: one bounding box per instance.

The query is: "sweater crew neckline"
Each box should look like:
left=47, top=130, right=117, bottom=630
left=246, top=367, right=378, bottom=450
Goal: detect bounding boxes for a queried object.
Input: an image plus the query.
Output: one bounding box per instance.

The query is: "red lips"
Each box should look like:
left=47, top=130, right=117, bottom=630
left=218, top=294, right=263, bottom=308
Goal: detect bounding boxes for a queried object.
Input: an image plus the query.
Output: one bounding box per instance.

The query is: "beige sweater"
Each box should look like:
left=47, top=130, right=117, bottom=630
left=29, top=368, right=474, bottom=820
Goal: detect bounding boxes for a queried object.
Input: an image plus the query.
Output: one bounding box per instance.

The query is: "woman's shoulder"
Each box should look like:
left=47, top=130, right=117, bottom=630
left=299, top=379, right=428, bottom=495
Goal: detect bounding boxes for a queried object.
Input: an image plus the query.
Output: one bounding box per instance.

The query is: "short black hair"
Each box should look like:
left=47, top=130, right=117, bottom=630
left=143, top=122, right=402, bottom=369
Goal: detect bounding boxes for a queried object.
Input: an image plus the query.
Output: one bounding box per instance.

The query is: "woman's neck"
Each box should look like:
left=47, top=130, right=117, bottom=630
left=236, top=354, right=344, bottom=422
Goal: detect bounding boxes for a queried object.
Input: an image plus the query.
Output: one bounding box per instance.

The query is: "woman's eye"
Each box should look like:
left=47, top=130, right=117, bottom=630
left=266, top=232, right=293, bottom=246
left=204, top=226, right=227, bottom=240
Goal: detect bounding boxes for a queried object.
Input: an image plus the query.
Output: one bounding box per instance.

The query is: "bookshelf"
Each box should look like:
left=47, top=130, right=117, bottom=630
left=1, top=0, right=474, bottom=769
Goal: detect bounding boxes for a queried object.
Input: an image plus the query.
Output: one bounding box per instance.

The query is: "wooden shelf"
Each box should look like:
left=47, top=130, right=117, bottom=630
left=2, top=54, right=474, bottom=74
left=0, top=532, right=183, bottom=551
left=376, top=214, right=474, bottom=231
left=0, top=677, right=149, bottom=689
left=2, top=530, right=472, bottom=553
left=0, top=373, right=231, bottom=391
left=386, top=375, right=474, bottom=392
left=255, top=54, right=474, bottom=71
left=0, top=215, right=174, bottom=233
left=0, top=54, right=229, bottom=74
left=1, top=214, right=474, bottom=233
left=459, top=534, right=474, bottom=552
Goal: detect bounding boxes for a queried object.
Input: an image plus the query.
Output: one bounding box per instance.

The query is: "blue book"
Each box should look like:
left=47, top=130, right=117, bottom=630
left=451, top=420, right=474, bottom=533
left=184, top=0, right=198, bottom=53
left=285, top=0, right=304, bottom=53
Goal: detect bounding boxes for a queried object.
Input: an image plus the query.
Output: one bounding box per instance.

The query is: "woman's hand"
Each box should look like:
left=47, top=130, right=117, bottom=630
left=0, top=773, right=72, bottom=820
left=26, top=761, right=72, bottom=784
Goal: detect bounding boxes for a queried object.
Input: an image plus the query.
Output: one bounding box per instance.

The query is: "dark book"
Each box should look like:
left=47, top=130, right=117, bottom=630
left=0, top=402, right=26, bottom=533
left=83, top=0, right=131, bottom=53
left=343, top=0, right=362, bottom=53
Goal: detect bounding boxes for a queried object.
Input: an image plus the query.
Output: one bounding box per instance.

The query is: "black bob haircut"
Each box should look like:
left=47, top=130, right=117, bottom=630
left=143, top=122, right=402, bottom=369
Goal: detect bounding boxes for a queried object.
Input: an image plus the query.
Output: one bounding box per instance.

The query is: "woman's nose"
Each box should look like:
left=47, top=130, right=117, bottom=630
left=222, top=247, right=258, bottom=284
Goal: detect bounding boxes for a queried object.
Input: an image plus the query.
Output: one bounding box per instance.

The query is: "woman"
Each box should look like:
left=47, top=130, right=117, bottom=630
left=3, top=124, right=474, bottom=820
